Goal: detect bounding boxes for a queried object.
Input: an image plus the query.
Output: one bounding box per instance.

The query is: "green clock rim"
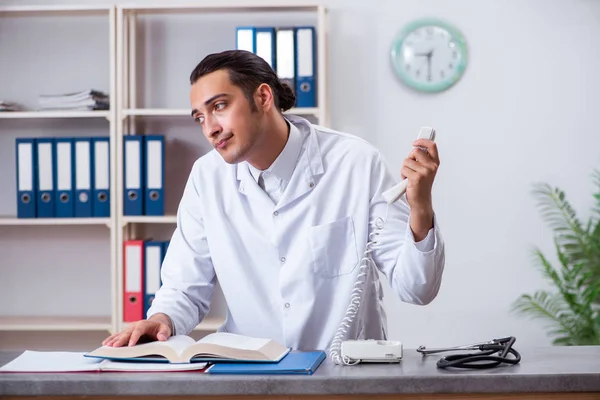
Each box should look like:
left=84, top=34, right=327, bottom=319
left=390, top=18, right=468, bottom=93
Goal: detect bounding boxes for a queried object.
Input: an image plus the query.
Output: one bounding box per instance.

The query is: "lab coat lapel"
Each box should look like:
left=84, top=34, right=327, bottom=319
left=275, top=122, right=324, bottom=211
left=236, top=163, right=274, bottom=209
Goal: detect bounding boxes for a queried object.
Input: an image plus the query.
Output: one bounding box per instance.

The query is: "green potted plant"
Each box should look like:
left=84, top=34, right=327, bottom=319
left=512, top=171, right=600, bottom=345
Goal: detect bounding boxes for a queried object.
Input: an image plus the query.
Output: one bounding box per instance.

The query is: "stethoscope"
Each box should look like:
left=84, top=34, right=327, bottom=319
left=416, top=336, right=521, bottom=369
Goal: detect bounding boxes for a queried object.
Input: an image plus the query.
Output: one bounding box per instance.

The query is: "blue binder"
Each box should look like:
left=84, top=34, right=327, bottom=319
left=207, top=351, right=326, bottom=375
left=74, top=137, right=93, bottom=217
left=255, top=27, right=276, bottom=70
left=54, top=138, right=74, bottom=218
left=161, top=240, right=169, bottom=286
left=295, top=26, right=316, bottom=108
left=35, top=137, right=55, bottom=218
left=143, top=241, right=164, bottom=318
left=236, top=26, right=256, bottom=52
left=15, top=138, right=37, bottom=218
left=143, top=135, right=164, bottom=216
left=123, top=135, right=144, bottom=216
left=92, top=137, right=110, bottom=217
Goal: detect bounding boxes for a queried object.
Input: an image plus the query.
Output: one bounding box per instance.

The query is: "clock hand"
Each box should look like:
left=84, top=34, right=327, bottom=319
left=427, top=50, right=433, bottom=81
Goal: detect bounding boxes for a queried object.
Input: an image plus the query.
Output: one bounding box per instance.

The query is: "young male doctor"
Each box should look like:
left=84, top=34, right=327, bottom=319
left=103, top=50, right=445, bottom=351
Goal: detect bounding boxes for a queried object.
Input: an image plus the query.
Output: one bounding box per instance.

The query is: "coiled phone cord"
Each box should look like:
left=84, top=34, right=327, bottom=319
left=329, top=205, right=389, bottom=366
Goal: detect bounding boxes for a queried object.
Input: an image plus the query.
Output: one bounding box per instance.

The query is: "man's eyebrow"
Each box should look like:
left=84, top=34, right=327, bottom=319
left=191, top=93, right=229, bottom=117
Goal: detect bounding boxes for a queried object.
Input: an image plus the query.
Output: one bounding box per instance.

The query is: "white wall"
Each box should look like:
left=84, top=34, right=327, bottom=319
left=1, top=0, right=599, bottom=350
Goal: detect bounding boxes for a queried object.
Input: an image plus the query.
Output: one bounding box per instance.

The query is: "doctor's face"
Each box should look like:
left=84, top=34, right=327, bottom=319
left=190, top=69, right=264, bottom=164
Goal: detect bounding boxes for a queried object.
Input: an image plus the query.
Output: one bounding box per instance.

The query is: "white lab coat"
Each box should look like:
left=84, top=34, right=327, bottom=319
left=148, top=115, right=445, bottom=351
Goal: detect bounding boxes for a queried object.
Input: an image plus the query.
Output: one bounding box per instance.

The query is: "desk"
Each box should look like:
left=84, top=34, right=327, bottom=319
left=1, top=346, right=599, bottom=399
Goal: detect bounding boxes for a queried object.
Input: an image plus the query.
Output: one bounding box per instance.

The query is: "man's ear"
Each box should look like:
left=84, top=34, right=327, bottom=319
left=255, top=83, right=274, bottom=111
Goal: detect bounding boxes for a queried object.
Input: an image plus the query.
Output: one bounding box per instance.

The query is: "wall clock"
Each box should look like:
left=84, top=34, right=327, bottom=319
left=390, top=18, right=468, bottom=93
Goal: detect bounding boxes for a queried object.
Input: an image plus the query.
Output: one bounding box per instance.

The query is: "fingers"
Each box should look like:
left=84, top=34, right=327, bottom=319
left=401, top=164, right=419, bottom=183
left=157, top=324, right=170, bottom=341
left=412, top=139, right=440, bottom=165
left=112, top=330, right=132, bottom=347
left=102, top=332, right=119, bottom=346
left=102, top=320, right=168, bottom=348
left=128, top=325, right=145, bottom=347
left=103, top=325, right=134, bottom=347
left=403, top=157, right=428, bottom=175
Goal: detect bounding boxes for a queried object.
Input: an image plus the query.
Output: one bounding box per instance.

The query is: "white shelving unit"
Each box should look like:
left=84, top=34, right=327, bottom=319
left=0, top=111, right=111, bottom=120
left=0, top=217, right=111, bottom=227
left=0, top=2, right=329, bottom=339
left=0, top=316, right=112, bottom=332
left=0, top=5, right=117, bottom=334
left=116, top=2, right=328, bottom=334
left=122, top=107, right=320, bottom=118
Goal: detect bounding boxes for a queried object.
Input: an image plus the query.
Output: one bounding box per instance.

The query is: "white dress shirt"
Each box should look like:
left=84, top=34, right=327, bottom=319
left=148, top=115, right=445, bottom=351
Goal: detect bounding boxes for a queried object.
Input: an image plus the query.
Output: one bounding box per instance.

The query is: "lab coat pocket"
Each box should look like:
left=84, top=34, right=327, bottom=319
left=309, top=215, right=359, bottom=278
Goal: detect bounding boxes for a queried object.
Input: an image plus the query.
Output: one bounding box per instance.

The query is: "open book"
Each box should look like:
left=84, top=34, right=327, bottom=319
left=0, top=351, right=207, bottom=373
left=85, top=332, right=291, bottom=364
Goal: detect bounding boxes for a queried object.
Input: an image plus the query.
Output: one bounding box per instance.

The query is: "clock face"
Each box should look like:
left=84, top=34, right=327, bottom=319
left=391, top=19, right=468, bottom=92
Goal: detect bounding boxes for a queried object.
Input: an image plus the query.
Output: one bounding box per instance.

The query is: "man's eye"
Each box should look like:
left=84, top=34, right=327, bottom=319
left=195, top=116, right=204, bottom=124
left=215, top=102, right=226, bottom=111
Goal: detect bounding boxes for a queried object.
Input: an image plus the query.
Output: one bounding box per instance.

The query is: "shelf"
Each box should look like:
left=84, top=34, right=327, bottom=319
left=122, top=215, right=177, bottom=226
left=193, top=316, right=225, bottom=331
left=119, top=3, right=320, bottom=13
left=0, top=5, right=111, bottom=15
left=0, top=110, right=110, bottom=120
left=0, top=316, right=112, bottom=331
left=0, top=217, right=111, bottom=227
left=122, top=107, right=319, bottom=118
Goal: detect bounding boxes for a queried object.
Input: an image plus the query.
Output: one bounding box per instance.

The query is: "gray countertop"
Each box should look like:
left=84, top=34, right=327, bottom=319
left=1, top=346, right=599, bottom=396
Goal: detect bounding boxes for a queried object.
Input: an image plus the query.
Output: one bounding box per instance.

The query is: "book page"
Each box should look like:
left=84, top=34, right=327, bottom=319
left=159, top=335, right=197, bottom=356
left=0, top=351, right=101, bottom=372
left=87, top=335, right=196, bottom=362
left=197, top=332, right=270, bottom=351
left=110, top=335, right=196, bottom=358
left=99, top=359, right=207, bottom=372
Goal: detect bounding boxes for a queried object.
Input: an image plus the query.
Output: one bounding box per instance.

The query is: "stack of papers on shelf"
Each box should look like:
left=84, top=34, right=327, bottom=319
left=0, top=351, right=207, bottom=373
left=0, top=101, right=24, bottom=111
left=37, top=89, right=109, bottom=111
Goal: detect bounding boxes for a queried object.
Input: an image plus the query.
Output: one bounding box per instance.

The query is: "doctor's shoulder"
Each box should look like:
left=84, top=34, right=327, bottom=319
left=312, top=124, right=382, bottom=167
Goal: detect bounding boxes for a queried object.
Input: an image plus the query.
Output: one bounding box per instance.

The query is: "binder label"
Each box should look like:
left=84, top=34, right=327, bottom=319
left=147, top=141, right=162, bottom=189
left=95, top=141, right=109, bottom=189
left=125, top=140, right=141, bottom=189
left=38, top=143, right=53, bottom=191
left=76, top=141, right=91, bottom=189
left=18, top=143, right=33, bottom=191
left=57, top=142, right=72, bottom=191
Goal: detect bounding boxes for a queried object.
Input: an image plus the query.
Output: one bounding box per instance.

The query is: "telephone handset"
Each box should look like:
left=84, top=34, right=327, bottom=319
left=329, top=126, right=437, bottom=365
left=382, top=127, right=437, bottom=204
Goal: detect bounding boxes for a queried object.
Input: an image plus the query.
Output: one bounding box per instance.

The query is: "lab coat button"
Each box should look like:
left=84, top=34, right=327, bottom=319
left=280, top=257, right=286, bottom=263
left=284, top=303, right=290, bottom=308
left=273, top=211, right=279, bottom=216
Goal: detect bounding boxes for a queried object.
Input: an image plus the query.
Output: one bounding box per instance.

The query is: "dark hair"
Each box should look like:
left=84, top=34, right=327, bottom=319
left=190, top=50, right=295, bottom=112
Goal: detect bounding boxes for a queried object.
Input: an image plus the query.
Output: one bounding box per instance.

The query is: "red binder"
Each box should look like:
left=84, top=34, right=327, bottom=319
left=124, top=240, right=144, bottom=322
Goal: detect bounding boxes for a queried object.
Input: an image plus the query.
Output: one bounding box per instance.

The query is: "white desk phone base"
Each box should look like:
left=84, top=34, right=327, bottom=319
left=330, top=126, right=436, bottom=366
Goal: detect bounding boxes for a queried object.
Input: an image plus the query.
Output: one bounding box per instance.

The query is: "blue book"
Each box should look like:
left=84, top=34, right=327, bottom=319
left=207, top=351, right=326, bottom=375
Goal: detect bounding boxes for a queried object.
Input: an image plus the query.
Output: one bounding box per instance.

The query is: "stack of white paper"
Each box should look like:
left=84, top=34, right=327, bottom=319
left=37, top=89, right=109, bottom=111
left=0, top=101, right=23, bottom=111
left=0, top=350, right=207, bottom=373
